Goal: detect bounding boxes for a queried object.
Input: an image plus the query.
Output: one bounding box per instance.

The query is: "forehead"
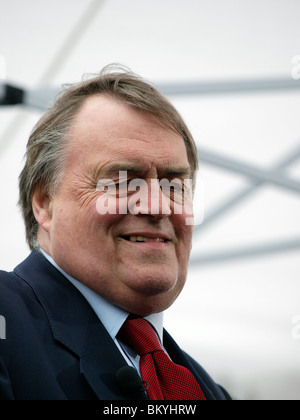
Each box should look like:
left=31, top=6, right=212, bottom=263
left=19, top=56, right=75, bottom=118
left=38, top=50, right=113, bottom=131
left=66, top=95, right=190, bottom=170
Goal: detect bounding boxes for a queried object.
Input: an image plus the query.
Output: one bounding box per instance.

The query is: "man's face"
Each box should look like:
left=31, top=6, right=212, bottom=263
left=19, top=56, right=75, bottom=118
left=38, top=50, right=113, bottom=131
left=38, top=95, right=194, bottom=315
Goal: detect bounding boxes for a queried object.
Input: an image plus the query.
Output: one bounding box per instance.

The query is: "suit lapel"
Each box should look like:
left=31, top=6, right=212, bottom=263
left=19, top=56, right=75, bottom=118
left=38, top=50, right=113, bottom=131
left=14, top=250, right=132, bottom=400
left=79, top=309, right=138, bottom=400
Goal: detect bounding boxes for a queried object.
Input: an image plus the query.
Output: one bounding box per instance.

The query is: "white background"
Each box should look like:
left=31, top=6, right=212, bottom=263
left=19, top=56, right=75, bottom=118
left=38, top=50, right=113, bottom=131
left=0, top=0, right=300, bottom=400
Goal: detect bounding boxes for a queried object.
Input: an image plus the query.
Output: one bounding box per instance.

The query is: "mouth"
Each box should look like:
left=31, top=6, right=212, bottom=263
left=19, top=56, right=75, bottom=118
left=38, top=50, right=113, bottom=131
left=119, top=233, right=171, bottom=244
left=122, top=235, right=167, bottom=243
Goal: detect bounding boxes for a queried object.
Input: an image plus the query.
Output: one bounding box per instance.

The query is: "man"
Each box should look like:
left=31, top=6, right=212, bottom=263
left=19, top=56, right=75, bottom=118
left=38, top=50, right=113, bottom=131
left=0, top=66, right=231, bottom=400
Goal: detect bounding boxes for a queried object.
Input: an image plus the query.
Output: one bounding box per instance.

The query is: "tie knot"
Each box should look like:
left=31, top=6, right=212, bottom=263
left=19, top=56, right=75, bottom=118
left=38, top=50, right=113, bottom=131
left=118, top=317, right=162, bottom=356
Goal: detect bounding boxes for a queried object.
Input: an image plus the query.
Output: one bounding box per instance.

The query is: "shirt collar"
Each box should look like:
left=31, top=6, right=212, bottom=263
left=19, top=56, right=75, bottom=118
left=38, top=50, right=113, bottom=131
left=39, top=249, right=164, bottom=342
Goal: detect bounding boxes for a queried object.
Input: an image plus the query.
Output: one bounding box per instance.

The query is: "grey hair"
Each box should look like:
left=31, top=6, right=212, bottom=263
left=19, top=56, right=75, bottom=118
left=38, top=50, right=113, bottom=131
left=18, top=65, right=199, bottom=249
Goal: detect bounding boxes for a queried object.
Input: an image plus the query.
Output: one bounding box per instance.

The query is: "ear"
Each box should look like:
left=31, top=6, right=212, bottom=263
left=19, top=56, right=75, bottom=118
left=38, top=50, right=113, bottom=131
left=31, top=187, right=53, bottom=233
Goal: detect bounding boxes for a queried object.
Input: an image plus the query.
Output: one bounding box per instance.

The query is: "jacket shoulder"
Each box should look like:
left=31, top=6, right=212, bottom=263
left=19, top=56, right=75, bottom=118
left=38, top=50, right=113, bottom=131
left=0, top=267, right=34, bottom=306
left=0, top=269, right=23, bottom=302
left=0, top=256, right=48, bottom=330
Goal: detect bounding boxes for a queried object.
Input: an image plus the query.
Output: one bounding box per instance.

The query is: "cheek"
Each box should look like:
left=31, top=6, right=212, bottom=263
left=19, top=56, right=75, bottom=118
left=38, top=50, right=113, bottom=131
left=51, top=205, right=72, bottom=233
left=173, top=214, right=194, bottom=256
left=96, top=193, right=132, bottom=218
left=94, top=194, right=127, bottom=225
left=50, top=199, right=96, bottom=241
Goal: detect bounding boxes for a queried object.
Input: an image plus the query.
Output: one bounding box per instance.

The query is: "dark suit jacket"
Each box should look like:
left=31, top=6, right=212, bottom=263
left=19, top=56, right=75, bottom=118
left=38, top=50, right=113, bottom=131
left=0, top=250, right=230, bottom=400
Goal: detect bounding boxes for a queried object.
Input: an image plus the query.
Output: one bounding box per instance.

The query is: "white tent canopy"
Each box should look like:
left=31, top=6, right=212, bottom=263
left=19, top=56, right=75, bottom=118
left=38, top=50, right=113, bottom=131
left=1, top=0, right=300, bottom=400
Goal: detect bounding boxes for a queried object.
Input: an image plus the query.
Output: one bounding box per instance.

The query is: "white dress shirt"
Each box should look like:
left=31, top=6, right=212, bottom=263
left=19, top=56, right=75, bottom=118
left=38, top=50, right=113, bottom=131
left=40, top=249, right=164, bottom=375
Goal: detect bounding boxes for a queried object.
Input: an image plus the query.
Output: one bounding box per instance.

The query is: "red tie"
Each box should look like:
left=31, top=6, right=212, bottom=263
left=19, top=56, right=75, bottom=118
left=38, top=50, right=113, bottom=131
left=118, top=317, right=206, bottom=400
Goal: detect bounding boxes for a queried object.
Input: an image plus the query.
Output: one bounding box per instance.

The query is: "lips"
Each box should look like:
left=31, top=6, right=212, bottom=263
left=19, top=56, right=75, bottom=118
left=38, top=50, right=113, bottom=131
left=124, top=235, right=166, bottom=243
left=120, top=232, right=171, bottom=243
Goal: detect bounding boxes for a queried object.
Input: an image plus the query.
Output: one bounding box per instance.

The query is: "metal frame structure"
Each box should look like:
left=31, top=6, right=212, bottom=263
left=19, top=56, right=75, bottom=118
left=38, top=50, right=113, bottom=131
left=0, top=0, right=300, bottom=267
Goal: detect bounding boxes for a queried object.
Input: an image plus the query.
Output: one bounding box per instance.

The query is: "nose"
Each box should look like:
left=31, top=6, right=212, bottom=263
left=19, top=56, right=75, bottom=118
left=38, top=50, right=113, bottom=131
left=128, top=179, right=172, bottom=220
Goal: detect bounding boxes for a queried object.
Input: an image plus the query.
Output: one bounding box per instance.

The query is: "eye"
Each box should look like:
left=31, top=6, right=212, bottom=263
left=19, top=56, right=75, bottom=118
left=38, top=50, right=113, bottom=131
left=170, top=181, right=184, bottom=192
left=115, top=179, right=130, bottom=197
left=96, top=179, right=117, bottom=194
left=96, top=175, right=141, bottom=198
left=159, top=178, right=184, bottom=202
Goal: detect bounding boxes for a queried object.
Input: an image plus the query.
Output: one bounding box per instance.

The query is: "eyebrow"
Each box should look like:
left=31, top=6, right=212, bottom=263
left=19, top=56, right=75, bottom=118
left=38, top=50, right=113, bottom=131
left=100, top=164, right=145, bottom=176
left=98, top=163, right=191, bottom=178
left=162, top=168, right=191, bottom=177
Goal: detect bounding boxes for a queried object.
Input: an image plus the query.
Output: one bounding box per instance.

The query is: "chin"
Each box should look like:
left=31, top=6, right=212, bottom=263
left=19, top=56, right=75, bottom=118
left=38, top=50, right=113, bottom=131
left=121, top=278, right=185, bottom=316
left=129, top=273, right=178, bottom=296
left=123, top=296, right=174, bottom=317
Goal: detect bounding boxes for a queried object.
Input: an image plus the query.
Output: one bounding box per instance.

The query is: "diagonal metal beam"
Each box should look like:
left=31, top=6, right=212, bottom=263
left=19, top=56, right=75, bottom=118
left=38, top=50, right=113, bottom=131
left=197, top=146, right=300, bottom=194
left=189, top=237, right=300, bottom=267
left=4, top=74, right=300, bottom=112
left=193, top=142, right=300, bottom=236
left=159, top=77, right=300, bottom=96
left=37, top=0, right=106, bottom=85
